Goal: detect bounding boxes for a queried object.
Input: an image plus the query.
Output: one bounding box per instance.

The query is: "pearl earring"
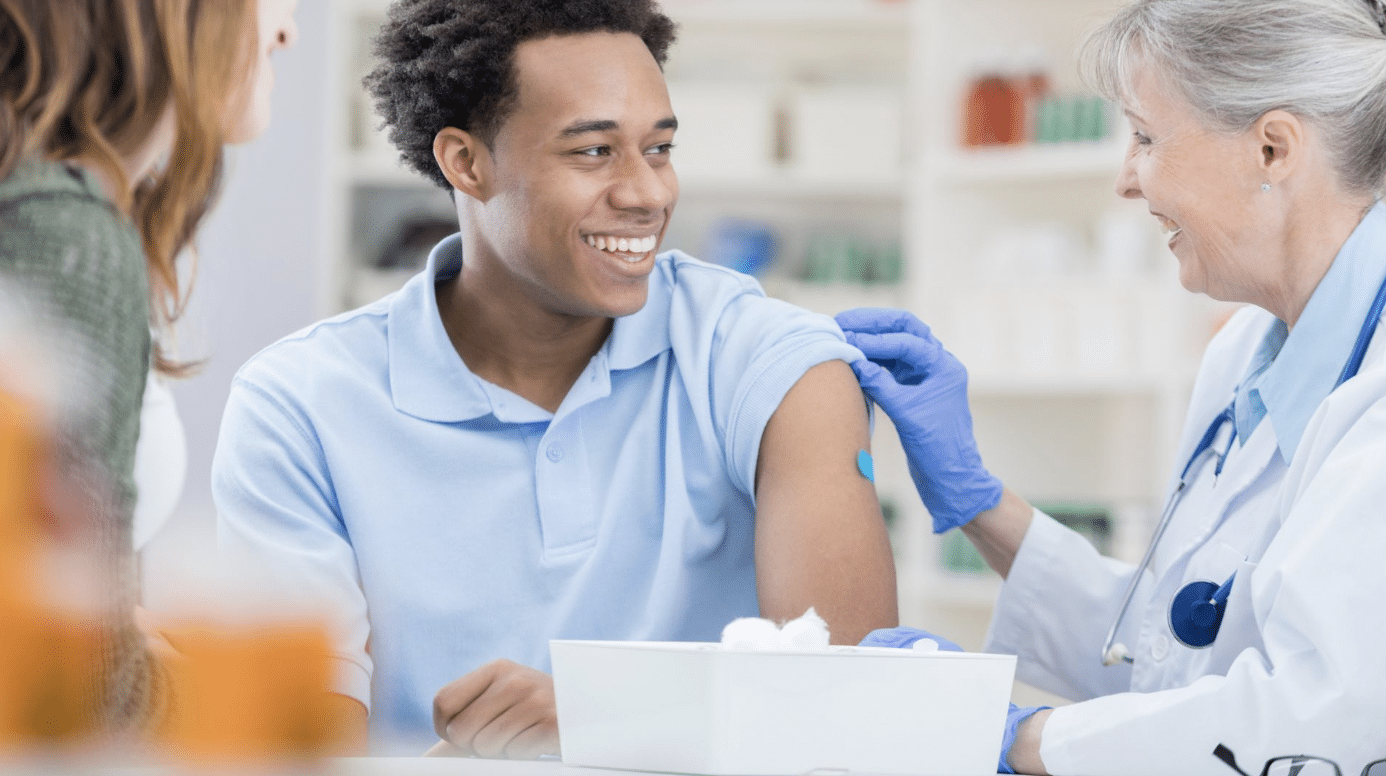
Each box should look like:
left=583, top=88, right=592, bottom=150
left=1261, top=183, right=1272, bottom=192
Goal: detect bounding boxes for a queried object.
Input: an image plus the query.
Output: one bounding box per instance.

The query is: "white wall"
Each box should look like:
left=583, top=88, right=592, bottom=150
left=143, top=1, right=336, bottom=606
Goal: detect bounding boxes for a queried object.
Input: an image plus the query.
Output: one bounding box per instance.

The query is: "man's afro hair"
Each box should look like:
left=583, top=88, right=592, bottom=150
left=364, top=0, right=679, bottom=190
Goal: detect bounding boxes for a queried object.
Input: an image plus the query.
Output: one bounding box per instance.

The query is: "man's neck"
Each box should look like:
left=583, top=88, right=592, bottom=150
left=436, top=266, right=612, bottom=414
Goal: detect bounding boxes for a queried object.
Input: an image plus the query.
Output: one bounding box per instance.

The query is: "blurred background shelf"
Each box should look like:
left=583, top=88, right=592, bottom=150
left=663, top=0, right=909, bottom=27
left=932, top=140, right=1128, bottom=184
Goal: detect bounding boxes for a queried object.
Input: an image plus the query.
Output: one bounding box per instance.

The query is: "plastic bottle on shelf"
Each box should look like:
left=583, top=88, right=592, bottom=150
left=961, top=51, right=1024, bottom=148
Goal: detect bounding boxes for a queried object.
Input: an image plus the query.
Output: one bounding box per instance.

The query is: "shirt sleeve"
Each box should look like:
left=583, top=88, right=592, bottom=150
left=702, top=276, right=864, bottom=498
left=1034, top=379, right=1386, bottom=776
left=984, top=508, right=1138, bottom=702
left=212, top=373, right=374, bottom=709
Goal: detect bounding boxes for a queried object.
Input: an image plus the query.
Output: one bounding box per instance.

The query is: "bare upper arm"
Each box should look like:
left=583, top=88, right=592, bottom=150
left=753, top=359, right=898, bottom=644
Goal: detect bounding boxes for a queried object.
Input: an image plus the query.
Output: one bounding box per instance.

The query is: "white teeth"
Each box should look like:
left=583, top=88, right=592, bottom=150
left=586, top=234, right=657, bottom=255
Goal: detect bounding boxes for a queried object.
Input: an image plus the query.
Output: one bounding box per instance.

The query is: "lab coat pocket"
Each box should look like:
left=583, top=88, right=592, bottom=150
left=1204, top=554, right=1263, bottom=679
left=1167, top=542, right=1248, bottom=684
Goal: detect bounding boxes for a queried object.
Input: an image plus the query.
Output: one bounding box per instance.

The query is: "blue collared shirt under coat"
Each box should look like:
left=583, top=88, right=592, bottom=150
left=1234, top=201, right=1386, bottom=460
left=211, top=235, right=861, bottom=751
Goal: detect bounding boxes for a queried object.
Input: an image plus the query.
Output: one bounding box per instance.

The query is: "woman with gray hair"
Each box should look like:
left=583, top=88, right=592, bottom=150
left=840, top=0, right=1386, bottom=773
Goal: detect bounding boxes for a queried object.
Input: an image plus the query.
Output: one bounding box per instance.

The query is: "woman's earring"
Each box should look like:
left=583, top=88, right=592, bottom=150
left=1261, top=183, right=1272, bottom=193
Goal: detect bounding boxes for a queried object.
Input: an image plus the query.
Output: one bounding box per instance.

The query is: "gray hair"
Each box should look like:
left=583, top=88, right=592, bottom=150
left=1081, top=0, right=1386, bottom=196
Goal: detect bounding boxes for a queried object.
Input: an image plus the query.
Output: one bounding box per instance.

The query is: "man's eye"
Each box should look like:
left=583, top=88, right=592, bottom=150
left=646, top=142, right=675, bottom=155
left=1132, top=131, right=1152, bottom=146
left=576, top=146, right=611, bottom=157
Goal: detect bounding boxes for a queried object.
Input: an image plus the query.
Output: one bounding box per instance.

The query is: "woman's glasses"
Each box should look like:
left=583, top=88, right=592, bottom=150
left=1216, top=743, right=1386, bottom=776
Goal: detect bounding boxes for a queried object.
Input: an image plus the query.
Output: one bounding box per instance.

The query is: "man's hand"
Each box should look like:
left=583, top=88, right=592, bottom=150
left=429, top=659, right=559, bottom=759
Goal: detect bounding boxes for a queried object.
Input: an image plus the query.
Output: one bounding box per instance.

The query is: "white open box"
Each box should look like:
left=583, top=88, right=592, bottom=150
left=551, top=640, right=1016, bottom=776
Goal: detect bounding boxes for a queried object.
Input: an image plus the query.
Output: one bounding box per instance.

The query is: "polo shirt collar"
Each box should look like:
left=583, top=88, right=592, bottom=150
left=387, top=234, right=673, bottom=423
left=1251, top=201, right=1386, bottom=461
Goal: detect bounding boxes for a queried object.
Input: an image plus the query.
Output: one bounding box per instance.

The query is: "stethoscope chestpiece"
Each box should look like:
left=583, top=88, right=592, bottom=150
left=1168, top=572, right=1236, bottom=649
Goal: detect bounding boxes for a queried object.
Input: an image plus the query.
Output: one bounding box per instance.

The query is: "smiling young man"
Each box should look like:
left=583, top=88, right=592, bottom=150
left=212, top=0, right=897, bottom=757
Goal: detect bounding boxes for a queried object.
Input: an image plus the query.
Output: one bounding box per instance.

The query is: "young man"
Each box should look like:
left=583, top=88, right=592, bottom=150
left=212, top=0, right=897, bottom=756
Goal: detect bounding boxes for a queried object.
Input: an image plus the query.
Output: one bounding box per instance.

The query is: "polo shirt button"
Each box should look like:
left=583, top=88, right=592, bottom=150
left=546, top=444, right=563, bottom=463
left=1151, top=634, right=1170, bottom=662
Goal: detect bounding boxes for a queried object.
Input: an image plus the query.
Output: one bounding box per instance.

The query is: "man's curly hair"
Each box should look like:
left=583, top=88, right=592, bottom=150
left=364, top=0, right=678, bottom=190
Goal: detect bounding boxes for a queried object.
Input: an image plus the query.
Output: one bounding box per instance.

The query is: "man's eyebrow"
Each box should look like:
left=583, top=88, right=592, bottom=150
left=557, top=116, right=679, bottom=138
left=558, top=119, right=619, bottom=138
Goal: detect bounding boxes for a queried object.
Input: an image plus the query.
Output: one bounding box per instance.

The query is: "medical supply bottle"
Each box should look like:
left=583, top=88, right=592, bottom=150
left=962, top=55, right=1024, bottom=147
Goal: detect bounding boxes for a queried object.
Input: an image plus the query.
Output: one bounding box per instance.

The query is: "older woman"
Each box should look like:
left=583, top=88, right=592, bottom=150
left=840, top=0, right=1386, bottom=773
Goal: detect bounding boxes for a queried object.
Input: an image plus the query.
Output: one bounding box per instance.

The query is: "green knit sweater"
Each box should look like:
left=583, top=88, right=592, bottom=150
left=0, top=157, right=163, bottom=738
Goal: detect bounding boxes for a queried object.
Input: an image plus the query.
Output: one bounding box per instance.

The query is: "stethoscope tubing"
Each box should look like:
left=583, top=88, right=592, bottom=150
left=1099, top=264, right=1386, bottom=668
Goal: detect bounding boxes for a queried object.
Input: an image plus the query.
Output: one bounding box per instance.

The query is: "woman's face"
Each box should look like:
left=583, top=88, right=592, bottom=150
left=224, top=0, right=299, bottom=144
left=1114, top=65, right=1273, bottom=303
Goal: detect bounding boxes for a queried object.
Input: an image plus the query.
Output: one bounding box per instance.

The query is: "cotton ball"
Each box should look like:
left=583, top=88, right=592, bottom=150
left=778, top=607, right=830, bottom=651
left=911, top=638, right=940, bottom=653
left=721, top=617, right=782, bottom=650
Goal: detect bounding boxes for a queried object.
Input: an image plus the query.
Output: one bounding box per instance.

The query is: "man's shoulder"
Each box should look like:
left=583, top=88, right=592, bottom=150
left=653, top=249, right=764, bottom=299
left=234, top=293, right=396, bottom=396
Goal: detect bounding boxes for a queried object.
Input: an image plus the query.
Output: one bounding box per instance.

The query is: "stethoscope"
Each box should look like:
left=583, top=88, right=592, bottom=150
left=1101, top=269, right=1386, bottom=666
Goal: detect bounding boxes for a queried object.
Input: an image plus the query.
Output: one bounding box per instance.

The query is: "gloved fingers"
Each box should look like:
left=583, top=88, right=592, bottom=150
left=844, top=330, right=947, bottom=383
left=846, top=355, right=893, bottom=388
left=836, top=307, right=935, bottom=339
left=858, top=626, right=965, bottom=652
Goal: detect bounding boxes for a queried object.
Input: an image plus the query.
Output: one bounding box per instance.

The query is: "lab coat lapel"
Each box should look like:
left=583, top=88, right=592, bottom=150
left=1168, top=421, right=1280, bottom=566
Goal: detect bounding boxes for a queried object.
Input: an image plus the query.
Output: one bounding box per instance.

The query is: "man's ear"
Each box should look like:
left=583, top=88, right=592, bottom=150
left=1253, top=109, right=1304, bottom=185
left=433, top=127, right=493, bottom=200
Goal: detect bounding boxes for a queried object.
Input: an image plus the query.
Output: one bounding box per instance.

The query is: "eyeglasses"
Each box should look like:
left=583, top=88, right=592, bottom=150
left=1216, top=744, right=1386, bottom=776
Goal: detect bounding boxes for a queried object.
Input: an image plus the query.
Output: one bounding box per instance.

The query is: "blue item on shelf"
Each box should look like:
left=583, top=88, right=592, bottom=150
left=706, top=219, right=778, bottom=277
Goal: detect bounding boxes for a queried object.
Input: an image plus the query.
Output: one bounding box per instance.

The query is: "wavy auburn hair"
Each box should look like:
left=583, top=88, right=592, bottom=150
left=0, top=0, right=256, bottom=375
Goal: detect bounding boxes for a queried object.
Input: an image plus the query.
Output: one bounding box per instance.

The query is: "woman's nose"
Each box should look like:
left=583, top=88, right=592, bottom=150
left=1115, top=150, right=1142, bottom=200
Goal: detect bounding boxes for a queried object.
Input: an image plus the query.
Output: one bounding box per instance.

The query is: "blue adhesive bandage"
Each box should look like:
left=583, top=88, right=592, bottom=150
left=857, top=450, right=874, bottom=482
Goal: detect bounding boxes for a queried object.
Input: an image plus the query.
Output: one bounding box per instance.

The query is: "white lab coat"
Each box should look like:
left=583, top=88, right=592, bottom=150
left=985, top=304, right=1386, bottom=776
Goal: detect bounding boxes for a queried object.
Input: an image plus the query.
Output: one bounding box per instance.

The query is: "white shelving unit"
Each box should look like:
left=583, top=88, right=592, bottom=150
left=323, top=0, right=1232, bottom=696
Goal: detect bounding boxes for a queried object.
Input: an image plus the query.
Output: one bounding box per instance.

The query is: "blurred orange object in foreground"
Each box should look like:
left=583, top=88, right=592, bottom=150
left=0, top=388, right=44, bottom=605
left=0, top=389, right=105, bottom=747
left=158, top=623, right=339, bottom=763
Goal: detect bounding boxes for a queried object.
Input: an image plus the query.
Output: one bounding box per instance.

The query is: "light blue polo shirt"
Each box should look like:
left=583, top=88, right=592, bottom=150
left=1233, top=201, right=1386, bottom=460
left=212, top=234, right=860, bottom=750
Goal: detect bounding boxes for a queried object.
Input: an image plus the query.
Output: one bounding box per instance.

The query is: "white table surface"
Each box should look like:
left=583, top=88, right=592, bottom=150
left=61, top=758, right=952, bottom=776
left=329, top=758, right=946, bottom=776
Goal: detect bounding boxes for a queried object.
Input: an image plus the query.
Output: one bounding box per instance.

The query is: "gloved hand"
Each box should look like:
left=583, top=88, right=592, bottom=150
left=858, top=626, right=963, bottom=653
left=835, top=308, right=1003, bottom=533
left=999, top=704, right=1050, bottom=774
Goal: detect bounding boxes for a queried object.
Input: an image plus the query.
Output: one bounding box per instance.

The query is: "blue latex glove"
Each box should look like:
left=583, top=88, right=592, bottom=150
left=998, top=704, right=1050, bottom=774
left=858, top=626, right=964, bottom=652
left=836, top=308, right=1003, bottom=533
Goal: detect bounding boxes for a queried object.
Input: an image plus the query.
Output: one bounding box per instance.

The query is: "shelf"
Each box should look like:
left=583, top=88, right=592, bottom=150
left=664, top=0, right=908, bottom=28
left=679, top=173, right=904, bottom=199
left=968, top=375, right=1171, bottom=397
left=762, top=278, right=906, bottom=316
left=932, top=141, right=1128, bottom=185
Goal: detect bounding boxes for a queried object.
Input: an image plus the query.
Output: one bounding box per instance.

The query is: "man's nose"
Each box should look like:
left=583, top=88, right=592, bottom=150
left=610, top=152, right=675, bottom=213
